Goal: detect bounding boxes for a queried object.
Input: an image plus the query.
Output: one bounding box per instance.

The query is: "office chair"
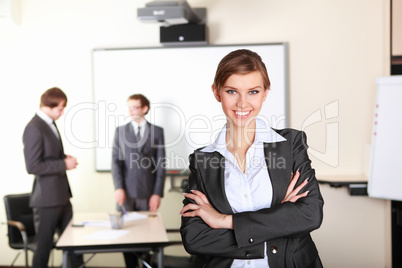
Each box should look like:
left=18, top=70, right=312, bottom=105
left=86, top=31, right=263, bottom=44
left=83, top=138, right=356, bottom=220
left=150, top=228, right=194, bottom=268
left=4, top=193, right=37, bottom=268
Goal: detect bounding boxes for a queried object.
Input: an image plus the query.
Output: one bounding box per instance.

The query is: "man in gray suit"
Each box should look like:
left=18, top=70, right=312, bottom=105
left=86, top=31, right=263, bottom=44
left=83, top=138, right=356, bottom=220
left=112, top=94, right=166, bottom=267
left=23, top=87, right=82, bottom=268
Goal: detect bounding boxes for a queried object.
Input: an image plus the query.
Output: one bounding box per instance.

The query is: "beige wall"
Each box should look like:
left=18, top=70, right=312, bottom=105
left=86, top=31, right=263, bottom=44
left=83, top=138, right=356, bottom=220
left=0, top=0, right=392, bottom=267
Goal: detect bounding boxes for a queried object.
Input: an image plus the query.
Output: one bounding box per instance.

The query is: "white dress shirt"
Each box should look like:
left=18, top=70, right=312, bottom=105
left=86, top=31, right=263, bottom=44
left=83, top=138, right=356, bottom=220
left=131, top=120, right=147, bottom=139
left=201, top=118, right=286, bottom=268
left=37, top=110, right=59, bottom=139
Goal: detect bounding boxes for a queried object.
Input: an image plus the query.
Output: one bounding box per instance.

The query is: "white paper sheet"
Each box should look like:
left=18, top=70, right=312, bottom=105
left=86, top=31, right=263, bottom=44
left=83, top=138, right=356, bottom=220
left=124, top=212, right=147, bottom=222
left=83, top=230, right=129, bottom=240
left=80, top=212, right=147, bottom=228
left=82, top=220, right=111, bottom=227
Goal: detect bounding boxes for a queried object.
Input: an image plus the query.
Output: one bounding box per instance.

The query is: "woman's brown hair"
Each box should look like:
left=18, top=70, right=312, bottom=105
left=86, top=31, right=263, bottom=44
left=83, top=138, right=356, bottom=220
left=213, top=49, right=271, bottom=91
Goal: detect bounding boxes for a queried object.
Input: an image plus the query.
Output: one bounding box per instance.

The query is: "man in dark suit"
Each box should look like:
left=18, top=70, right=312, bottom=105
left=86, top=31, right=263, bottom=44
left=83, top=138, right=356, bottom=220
left=23, top=87, right=83, bottom=268
left=112, top=94, right=166, bottom=267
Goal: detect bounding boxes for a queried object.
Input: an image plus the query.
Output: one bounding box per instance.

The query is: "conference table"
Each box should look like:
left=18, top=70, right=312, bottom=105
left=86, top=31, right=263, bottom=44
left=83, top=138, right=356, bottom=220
left=56, top=211, right=170, bottom=268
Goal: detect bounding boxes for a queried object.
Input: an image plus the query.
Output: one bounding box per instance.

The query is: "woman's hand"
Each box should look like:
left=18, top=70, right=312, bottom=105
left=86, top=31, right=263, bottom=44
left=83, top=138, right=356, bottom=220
left=281, top=170, right=309, bottom=204
left=180, top=190, right=233, bottom=229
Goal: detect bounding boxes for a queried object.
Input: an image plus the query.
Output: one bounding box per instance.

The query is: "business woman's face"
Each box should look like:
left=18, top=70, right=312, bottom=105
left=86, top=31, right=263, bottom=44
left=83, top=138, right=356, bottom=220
left=212, top=71, right=268, bottom=129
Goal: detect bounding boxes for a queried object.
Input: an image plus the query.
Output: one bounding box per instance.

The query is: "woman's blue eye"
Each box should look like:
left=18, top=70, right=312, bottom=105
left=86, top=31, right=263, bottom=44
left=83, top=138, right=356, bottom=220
left=226, top=90, right=236, bottom=94
left=249, top=90, right=259, bottom=95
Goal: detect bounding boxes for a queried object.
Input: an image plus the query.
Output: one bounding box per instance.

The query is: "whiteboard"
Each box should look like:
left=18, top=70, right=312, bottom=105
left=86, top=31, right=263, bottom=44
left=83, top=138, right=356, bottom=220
left=368, top=75, right=402, bottom=201
left=93, top=44, right=288, bottom=171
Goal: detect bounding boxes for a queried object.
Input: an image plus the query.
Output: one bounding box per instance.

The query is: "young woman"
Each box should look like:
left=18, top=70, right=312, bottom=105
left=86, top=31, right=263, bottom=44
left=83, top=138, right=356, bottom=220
left=180, top=49, right=324, bottom=268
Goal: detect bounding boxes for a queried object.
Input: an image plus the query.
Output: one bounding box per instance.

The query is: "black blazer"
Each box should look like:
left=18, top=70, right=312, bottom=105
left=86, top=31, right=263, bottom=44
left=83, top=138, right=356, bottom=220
left=112, top=121, right=166, bottom=199
left=180, top=128, right=324, bottom=268
left=23, top=114, right=72, bottom=208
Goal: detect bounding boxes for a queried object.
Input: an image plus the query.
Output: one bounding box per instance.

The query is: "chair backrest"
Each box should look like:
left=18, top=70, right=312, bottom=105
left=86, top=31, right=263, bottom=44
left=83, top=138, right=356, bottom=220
left=3, top=193, right=36, bottom=247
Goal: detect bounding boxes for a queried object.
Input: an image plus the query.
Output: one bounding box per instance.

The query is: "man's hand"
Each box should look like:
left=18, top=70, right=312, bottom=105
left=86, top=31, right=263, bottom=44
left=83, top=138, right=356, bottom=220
left=64, top=155, right=78, bottom=170
left=115, top=189, right=126, bottom=207
left=149, top=194, right=161, bottom=213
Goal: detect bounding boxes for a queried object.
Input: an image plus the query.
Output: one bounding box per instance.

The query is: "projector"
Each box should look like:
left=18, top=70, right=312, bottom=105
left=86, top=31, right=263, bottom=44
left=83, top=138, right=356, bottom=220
left=137, top=0, right=201, bottom=27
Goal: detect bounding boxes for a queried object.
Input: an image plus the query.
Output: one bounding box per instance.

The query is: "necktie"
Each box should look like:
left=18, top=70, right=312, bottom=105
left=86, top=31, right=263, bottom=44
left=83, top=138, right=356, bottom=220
left=52, top=121, right=60, bottom=139
left=137, top=126, right=141, bottom=140
left=52, top=121, right=65, bottom=155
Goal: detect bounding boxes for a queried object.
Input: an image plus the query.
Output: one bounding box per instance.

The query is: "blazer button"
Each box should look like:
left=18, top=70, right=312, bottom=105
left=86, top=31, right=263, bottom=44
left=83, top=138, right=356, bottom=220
left=245, top=252, right=251, bottom=258
left=249, top=238, right=254, bottom=244
left=270, top=246, right=278, bottom=254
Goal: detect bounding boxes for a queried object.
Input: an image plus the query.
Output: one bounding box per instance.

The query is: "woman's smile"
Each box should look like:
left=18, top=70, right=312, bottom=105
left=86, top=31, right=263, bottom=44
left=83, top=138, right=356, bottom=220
left=233, top=110, right=252, bottom=118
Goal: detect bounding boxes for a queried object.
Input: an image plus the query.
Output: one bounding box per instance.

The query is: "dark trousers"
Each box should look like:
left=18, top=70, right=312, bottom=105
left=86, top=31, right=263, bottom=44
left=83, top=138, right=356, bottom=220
left=120, top=197, right=149, bottom=268
left=33, top=202, right=83, bottom=268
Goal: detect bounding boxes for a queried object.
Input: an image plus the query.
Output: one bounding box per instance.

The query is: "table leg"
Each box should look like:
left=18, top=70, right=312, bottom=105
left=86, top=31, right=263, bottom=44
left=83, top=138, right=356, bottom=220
left=62, top=251, right=69, bottom=268
left=158, top=248, right=164, bottom=268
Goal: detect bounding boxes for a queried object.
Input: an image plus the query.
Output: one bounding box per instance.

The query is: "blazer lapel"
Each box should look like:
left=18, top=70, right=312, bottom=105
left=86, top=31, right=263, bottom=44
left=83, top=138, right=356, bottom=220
left=264, top=141, right=292, bottom=207
left=139, top=122, right=152, bottom=153
left=36, top=115, right=64, bottom=156
left=195, top=140, right=292, bottom=213
left=195, top=151, right=233, bottom=215
left=125, top=123, right=139, bottom=154
left=52, top=121, right=65, bottom=155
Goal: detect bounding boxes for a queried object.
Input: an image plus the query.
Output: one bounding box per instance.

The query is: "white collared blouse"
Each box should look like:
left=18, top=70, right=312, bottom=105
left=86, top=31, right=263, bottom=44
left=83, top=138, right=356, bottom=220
left=201, top=118, right=286, bottom=268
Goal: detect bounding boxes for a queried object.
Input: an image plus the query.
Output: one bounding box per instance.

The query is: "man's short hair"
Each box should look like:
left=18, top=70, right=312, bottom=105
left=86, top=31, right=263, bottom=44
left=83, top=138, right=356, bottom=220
left=128, top=94, right=150, bottom=115
left=40, top=87, right=67, bottom=108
